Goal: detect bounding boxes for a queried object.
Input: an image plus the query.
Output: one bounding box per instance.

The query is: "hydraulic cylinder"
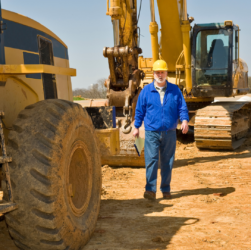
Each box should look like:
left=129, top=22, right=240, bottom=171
left=149, top=22, right=159, bottom=63
left=149, top=0, right=159, bottom=63
left=108, top=0, right=122, bottom=20
left=181, top=20, right=192, bottom=94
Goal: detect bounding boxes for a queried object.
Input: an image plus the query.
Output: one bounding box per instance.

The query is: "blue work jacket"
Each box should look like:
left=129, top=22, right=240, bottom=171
left=134, top=81, right=189, bottom=131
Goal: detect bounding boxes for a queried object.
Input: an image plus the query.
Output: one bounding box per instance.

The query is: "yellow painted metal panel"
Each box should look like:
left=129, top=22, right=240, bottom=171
left=4, top=47, right=36, bottom=65
left=96, top=128, right=120, bottom=156
left=54, top=57, right=73, bottom=101
left=0, top=64, right=76, bottom=76
left=0, top=77, right=39, bottom=129
left=156, top=0, right=183, bottom=71
left=185, top=97, right=214, bottom=103
left=4, top=47, right=44, bottom=101
left=5, top=47, right=74, bottom=101
left=118, top=0, right=134, bottom=47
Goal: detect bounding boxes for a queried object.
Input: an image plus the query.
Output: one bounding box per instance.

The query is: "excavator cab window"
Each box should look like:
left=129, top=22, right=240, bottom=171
left=192, top=24, right=236, bottom=97
left=195, top=29, right=229, bottom=87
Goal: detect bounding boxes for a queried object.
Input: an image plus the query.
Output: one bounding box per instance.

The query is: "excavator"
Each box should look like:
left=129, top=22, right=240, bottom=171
left=101, top=0, right=251, bottom=168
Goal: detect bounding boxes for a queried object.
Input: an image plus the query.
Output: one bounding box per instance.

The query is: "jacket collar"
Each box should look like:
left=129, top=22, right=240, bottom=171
left=150, top=80, right=171, bottom=92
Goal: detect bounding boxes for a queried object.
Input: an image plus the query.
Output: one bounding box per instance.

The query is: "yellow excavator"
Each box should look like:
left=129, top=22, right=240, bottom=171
left=101, top=0, right=251, bottom=167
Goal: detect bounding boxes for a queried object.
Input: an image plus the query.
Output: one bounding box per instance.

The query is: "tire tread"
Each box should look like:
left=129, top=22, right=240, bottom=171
left=6, top=99, right=101, bottom=250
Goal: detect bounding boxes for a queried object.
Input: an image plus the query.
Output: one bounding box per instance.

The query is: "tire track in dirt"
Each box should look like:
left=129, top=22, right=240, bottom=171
left=1, top=136, right=251, bottom=249
left=85, top=137, right=251, bottom=250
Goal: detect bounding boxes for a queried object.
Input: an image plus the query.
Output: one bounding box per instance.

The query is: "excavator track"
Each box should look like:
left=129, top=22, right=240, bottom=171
left=194, top=102, right=251, bottom=150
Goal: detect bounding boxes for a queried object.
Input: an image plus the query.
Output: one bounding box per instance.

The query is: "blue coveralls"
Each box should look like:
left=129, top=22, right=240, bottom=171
left=134, top=80, right=189, bottom=193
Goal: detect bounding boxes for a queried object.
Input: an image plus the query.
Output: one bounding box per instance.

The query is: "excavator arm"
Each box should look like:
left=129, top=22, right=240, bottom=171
left=104, top=0, right=144, bottom=133
left=104, top=0, right=194, bottom=133
left=104, top=0, right=251, bottom=151
left=105, top=0, right=249, bottom=98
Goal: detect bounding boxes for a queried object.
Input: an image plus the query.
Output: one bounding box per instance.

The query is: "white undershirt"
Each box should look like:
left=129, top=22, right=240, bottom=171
left=157, top=86, right=165, bottom=91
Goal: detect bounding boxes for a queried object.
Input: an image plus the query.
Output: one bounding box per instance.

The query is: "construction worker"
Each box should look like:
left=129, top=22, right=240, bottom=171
left=133, top=59, right=189, bottom=200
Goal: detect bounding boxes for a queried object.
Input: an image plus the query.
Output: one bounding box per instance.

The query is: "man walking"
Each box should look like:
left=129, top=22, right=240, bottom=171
left=133, top=59, right=189, bottom=200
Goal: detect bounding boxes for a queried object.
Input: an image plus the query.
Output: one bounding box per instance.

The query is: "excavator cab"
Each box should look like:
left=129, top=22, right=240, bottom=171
left=191, top=22, right=248, bottom=98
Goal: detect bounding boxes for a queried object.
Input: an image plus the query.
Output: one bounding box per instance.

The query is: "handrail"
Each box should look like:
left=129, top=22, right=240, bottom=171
left=176, top=50, right=184, bottom=67
left=195, top=67, right=228, bottom=71
left=175, top=50, right=184, bottom=86
left=0, top=64, right=76, bottom=76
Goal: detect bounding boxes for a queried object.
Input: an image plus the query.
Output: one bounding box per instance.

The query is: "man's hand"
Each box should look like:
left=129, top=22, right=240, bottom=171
left=133, top=128, right=139, bottom=138
left=181, top=120, right=189, bottom=134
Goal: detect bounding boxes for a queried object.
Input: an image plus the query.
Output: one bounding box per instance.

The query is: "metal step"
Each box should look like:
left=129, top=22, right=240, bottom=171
left=0, top=115, right=14, bottom=205
left=0, top=156, right=12, bottom=164
left=0, top=201, right=17, bottom=214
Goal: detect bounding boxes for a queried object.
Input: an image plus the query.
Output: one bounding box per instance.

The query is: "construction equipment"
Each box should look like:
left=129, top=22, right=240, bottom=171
left=101, top=0, right=251, bottom=162
left=0, top=4, right=102, bottom=250
left=1, top=1, right=250, bottom=248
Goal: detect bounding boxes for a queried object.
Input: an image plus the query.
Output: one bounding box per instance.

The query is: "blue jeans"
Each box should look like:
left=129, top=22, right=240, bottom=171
left=144, top=130, right=176, bottom=193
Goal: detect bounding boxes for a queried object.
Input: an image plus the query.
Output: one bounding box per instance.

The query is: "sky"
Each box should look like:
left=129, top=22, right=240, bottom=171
left=2, top=0, right=251, bottom=90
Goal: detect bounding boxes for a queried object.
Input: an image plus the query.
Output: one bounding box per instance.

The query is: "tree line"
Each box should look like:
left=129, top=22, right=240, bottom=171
left=72, top=78, right=107, bottom=99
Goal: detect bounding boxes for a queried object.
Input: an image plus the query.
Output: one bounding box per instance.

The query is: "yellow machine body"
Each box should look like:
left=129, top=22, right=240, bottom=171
left=0, top=10, right=76, bottom=136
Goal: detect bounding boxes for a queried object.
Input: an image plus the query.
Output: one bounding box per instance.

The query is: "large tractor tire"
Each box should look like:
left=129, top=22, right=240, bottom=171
left=5, top=99, right=101, bottom=250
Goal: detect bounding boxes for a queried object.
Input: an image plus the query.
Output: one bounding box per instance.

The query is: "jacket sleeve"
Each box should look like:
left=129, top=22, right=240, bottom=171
left=178, top=89, right=189, bottom=122
left=134, top=90, right=146, bottom=128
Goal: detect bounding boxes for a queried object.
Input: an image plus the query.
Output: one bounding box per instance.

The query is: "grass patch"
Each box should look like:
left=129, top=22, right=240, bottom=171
left=73, top=96, right=85, bottom=101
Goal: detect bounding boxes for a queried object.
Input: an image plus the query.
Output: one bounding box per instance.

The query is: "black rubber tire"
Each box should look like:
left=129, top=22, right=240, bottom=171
left=5, top=99, right=101, bottom=250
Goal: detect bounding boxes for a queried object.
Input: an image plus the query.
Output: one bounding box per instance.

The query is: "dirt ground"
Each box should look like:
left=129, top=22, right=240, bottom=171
left=1, top=134, right=251, bottom=250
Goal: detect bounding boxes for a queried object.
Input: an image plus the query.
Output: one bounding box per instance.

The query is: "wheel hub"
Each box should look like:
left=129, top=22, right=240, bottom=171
left=67, top=140, right=92, bottom=217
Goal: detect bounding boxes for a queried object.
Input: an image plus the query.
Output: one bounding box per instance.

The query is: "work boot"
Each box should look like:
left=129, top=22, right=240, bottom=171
left=144, top=191, right=156, bottom=200
left=162, top=192, right=172, bottom=199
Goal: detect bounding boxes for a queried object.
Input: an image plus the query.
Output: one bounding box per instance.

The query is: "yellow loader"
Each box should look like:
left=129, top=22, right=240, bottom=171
left=0, top=4, right=101, bottom=250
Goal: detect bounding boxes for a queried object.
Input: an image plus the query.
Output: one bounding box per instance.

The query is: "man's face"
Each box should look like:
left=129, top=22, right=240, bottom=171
left=154, top=71, right=168, bottom=85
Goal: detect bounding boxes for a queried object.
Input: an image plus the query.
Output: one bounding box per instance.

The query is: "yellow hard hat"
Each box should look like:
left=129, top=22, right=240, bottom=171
left=152, top=60, right=168, bottom=71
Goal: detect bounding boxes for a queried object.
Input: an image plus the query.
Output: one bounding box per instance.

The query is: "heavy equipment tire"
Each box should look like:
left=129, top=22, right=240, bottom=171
left=5, top=99, right=101, bottom=250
